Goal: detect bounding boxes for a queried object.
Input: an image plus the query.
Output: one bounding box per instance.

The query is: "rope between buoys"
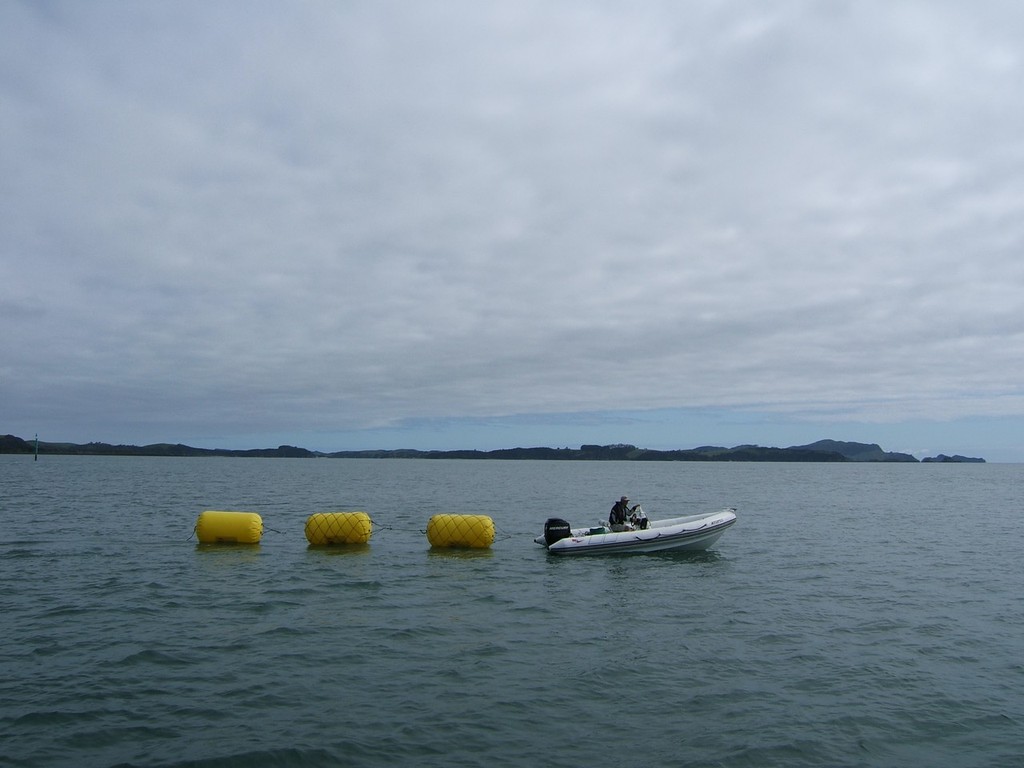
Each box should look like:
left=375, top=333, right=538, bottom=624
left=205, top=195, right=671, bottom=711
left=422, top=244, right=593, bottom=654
left=491, top=520, right=515, bottom=542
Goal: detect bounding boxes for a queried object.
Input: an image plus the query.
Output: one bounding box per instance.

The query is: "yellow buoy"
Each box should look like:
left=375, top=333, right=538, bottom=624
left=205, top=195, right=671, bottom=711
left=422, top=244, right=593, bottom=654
left=426, top=514, right=495, bottom=549
left=195, top=511, right=263, bottom=544
left=305, top=512, right=372, bottom=545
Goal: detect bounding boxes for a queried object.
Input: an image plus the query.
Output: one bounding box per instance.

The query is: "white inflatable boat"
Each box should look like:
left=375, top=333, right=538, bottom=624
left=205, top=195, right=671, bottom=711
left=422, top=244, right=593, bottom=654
left=535, top=507, right=737, bottom=555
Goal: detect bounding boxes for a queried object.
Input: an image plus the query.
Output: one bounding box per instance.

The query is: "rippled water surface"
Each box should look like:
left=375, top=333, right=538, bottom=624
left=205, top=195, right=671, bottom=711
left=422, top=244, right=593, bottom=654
left=2, top=456, right=1022, bottom=767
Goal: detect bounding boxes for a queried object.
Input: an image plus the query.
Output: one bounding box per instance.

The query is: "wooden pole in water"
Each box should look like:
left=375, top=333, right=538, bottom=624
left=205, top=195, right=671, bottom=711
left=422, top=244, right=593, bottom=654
left=34, top=433, right=39, bottom=461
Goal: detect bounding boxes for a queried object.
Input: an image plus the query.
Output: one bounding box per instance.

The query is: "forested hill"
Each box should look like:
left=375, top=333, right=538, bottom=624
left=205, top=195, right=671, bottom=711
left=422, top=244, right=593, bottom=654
left=324, top=440, right=923, bottom=462
left=0, top=434, right=985, bottom=462
left=0, top=435, right=316, bottom=458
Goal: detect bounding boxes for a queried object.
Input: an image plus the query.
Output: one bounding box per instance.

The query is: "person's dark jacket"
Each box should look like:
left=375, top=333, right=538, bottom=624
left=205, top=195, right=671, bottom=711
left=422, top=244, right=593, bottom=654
left=609, top=500, right=631, bottom=525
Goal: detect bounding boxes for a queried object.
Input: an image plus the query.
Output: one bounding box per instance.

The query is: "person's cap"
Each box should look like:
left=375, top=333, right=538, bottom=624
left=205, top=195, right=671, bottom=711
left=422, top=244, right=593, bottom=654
left=620, top=495, right=629, bottom=502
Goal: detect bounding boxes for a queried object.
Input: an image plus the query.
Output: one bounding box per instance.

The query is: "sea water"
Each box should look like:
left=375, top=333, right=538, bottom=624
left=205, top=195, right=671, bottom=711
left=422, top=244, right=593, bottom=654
left=1, top=456, right=1022, bottom=767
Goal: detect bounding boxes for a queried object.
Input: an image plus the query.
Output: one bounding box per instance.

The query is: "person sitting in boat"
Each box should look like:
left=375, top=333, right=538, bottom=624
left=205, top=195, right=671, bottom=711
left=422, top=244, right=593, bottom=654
left=609, top=495, right=636, bottom=531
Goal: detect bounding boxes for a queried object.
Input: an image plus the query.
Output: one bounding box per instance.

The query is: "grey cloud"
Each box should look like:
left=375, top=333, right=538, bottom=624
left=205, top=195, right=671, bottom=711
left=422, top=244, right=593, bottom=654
left=3, top=1, right=1024, bottom=448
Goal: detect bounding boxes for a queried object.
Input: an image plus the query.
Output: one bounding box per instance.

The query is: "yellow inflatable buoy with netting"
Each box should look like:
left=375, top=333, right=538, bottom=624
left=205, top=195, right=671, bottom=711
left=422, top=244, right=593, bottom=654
left=426, top=514, right=495, bottom=548
left=195, top=511, right=263, bottom=544
left=304, top=512, right=372, bottom=545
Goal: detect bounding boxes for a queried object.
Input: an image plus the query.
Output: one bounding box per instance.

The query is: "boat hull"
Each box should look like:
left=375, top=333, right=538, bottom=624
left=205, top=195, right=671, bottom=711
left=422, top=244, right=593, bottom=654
left=536, top=508, right=737, bottom=555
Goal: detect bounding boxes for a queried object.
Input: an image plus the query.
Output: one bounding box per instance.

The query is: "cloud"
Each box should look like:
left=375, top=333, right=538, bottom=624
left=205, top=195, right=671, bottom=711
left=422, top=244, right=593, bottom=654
left=3, top=1, right=1024, bottom=453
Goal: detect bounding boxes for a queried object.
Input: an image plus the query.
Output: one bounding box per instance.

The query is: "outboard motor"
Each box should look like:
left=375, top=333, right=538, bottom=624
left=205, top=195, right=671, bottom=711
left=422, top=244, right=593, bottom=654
left=543, top=518, right=573, bottom=546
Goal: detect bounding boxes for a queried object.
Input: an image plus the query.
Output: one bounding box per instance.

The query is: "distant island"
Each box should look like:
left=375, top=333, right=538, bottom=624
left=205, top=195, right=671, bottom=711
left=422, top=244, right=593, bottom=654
left=0, top=434, right=985, bottom=462
left=920, top=453, right=986, bottom=463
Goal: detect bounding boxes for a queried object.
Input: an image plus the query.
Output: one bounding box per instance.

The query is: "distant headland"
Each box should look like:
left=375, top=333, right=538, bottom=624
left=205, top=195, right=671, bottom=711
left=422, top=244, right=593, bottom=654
left=0, top=434, right=985, bottom=462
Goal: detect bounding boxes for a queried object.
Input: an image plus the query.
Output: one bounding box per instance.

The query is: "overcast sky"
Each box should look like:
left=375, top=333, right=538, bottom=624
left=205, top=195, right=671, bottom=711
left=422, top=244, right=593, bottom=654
left=3, top=1, right=1023, bottom=460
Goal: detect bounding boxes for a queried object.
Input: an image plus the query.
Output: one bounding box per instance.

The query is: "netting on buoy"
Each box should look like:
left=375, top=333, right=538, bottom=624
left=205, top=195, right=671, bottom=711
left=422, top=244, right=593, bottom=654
left=426, top=514, right=495, bottom=548
left=304, top=512, right=372, bottom=545
left=195, top=511, right=263, bottom=544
